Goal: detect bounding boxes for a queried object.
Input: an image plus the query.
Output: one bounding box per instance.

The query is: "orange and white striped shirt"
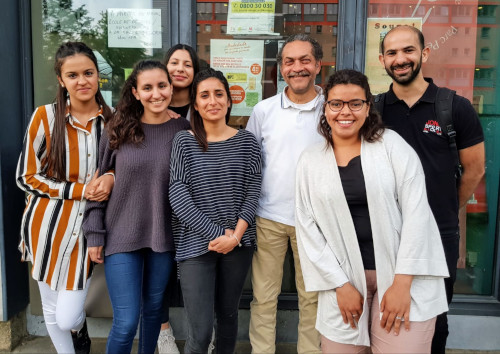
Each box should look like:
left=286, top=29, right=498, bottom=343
left=16, top=103, right=105, bottom=291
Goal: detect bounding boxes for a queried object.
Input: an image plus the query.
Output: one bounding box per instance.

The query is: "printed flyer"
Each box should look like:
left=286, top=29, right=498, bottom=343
left=227, top=0, right=277, bottom=35
left=210, top=39, right=264, bottom=116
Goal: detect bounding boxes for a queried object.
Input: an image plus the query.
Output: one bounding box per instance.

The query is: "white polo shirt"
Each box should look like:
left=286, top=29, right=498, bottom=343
left=246, top=86, right=324, bottom=226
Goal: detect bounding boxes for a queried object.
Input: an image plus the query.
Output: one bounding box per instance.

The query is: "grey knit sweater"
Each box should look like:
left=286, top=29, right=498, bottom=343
left=83, top=118, right=190, bottom=256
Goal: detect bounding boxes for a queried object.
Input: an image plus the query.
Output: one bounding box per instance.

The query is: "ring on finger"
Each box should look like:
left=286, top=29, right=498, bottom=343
left=395, top=316, right=403, bottom=320
left=352, top=314, right=358, bottom=318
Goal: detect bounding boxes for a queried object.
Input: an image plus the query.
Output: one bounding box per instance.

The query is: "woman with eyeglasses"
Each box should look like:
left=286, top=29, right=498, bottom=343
left=295, top=69, right=449, bottom=353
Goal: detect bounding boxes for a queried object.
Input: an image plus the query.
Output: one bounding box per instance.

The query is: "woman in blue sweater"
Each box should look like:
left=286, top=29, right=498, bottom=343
left=169, top=68, right=261, bottom=353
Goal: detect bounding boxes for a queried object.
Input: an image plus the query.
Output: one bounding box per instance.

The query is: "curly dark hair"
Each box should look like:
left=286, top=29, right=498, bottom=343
left=107, top=60, right=171, bottom=150
left=48, top=42, right=112, bottom=180
left=190, top=68, right=232, bottom=152
left=319, top=69, right=384, bottom=149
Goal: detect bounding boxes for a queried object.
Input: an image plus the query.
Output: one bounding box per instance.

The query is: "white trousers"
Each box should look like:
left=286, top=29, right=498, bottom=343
left=38, top=278, right=91, bottom=354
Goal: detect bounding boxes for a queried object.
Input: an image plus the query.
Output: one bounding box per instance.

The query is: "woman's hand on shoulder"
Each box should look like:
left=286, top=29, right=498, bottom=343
left=336, top=282, right=364, bottom=329
left=167, top=109, right=181, bottom=119
left=380, top=274, right=413, bottom=335
left=88, top=246, right=104, bottom=264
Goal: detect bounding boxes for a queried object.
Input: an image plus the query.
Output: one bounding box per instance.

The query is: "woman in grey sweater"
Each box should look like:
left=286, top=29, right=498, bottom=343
left=83, top=60, right=189, bottom=354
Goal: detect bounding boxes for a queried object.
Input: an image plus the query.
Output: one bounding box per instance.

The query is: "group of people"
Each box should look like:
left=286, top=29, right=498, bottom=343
left=16, top=25, right=484, bottom=354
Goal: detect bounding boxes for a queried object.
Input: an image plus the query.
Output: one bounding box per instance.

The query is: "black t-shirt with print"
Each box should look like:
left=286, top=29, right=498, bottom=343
left=381, top=78, right=484, bottom=237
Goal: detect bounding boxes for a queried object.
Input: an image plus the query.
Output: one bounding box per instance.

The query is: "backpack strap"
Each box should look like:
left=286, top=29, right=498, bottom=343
left=374, top=92, right=385, bottom=117
left=435, top=87, right=462, bottom=179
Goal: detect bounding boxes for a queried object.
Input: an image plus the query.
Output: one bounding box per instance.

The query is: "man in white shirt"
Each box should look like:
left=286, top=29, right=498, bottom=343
left=246, top=34, right=324, bottom=353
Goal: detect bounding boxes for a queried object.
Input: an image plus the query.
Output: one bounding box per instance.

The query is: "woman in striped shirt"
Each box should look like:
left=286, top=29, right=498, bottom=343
left=169, top=68, right=262, bottom=353
left=16, top=42, right=113, bottom=354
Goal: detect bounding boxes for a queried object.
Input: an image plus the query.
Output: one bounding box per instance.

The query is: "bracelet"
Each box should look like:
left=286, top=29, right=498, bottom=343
left=231, top=233, right=242, bottom=247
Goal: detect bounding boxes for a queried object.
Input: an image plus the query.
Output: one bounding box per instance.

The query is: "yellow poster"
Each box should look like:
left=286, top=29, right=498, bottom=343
left=365, top=18, right=422, bottom=94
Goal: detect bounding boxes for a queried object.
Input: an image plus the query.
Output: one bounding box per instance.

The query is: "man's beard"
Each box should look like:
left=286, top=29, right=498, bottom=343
left=386, top=59, right=422, bottom=86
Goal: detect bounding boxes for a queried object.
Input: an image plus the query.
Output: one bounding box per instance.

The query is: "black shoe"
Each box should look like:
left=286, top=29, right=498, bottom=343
left=72, top=319, right=91, bottom=354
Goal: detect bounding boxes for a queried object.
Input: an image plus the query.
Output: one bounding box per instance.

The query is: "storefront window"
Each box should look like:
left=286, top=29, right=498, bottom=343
left=196, top=0, right=338, bottom=129
left=367, top=0, right=500, bottom=296
left=32, top=0, right=171, bottom=108
left=196, top=0, right=338, bottom=294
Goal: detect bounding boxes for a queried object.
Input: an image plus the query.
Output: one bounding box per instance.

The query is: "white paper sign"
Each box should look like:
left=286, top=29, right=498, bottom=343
left=227, top=0, right=276, bottom=35
left=108, top=8, right=162, bottom=49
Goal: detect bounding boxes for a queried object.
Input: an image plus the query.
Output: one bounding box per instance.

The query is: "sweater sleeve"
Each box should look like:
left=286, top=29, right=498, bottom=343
left=387, top=132, right=449, bottom=277
left=238, top=135, right=262, bottom=225
left=83, top=132, right=114, bottom=247
left=169, top=133, right=225, bottom=241
left=16, top=106, right=86, bottom=200
left=295, top=154, right=349, bottom=291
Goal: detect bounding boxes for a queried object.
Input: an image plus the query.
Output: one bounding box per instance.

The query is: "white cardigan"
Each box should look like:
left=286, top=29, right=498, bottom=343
left=295, top=129, right=449, bottom=346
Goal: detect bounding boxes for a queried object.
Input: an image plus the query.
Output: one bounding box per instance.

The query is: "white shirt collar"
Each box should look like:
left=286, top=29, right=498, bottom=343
left=281, top=85, right=324, bottom=111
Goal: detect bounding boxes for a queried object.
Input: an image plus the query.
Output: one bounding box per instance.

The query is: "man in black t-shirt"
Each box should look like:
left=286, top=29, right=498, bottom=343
left=378, top=26, right=485, bottom=354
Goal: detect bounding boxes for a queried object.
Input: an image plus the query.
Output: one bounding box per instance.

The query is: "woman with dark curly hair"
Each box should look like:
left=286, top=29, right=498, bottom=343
left=83, top=60, right=189, bottom=354
left=295, top=69, right=449, bottom=353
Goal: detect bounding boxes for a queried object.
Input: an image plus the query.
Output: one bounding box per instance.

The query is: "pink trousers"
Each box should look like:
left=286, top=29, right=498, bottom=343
left=321, top=270, right=436, bottom=354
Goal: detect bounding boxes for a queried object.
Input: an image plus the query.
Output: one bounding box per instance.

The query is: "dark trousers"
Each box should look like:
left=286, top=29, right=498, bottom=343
left=431, top=233, right=460, bottom=354
left=179, top=247, right=253, bottom=354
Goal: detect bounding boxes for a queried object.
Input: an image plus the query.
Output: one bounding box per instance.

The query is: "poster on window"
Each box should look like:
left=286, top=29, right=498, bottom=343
left=365, top=18, right=422, bottom=94
left=107, top=8, right=162, bottom=48
left=227, top=0, right=277, bottom=35
left=210, top=39, right=264, bottom=116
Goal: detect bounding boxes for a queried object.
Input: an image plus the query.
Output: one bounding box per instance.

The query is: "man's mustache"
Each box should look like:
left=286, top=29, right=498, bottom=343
left=288, top=71, right=310, bottom=78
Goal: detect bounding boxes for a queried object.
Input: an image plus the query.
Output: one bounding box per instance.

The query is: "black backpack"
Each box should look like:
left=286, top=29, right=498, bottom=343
left=374, top=87, right=463, bottom=180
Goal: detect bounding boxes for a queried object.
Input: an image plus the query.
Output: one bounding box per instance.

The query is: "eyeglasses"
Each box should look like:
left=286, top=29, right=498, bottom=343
left=326, top=99, right=367, bottom=112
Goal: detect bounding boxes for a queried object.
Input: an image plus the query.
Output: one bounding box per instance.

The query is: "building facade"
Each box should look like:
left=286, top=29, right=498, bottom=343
left=1, top=0, right=499, bottom=350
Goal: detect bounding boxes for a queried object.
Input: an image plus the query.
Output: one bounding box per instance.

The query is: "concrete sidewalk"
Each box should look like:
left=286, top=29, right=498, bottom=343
left=11, top=336, right=299, bottom=353
left=10, top=336, right=500, bottom=354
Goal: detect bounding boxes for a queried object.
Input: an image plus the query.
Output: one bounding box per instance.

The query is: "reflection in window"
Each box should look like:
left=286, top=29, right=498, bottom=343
left=327, top=3, right=338, bottom=21
left=304, top=3, right=324, bottom=22
left=283, top=3, right=301, bottom=22
left=305, top=25, right=311, bottom=34
left=215, top=2, right=228, bottom=21
left=480, top=47, right=490, bottom=60
left=205, top=24, right=212, bottom=33
left=478, top=5, right=497, bottom=18
left=197, top=2, right=212, bottom=21
left=452, top=5, right=472, bottom=16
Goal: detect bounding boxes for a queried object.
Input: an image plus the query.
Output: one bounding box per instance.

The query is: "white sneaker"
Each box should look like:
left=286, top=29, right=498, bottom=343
left=207, top=329, right=215, bottom=354
left=158, top=326, right=180, bottom=354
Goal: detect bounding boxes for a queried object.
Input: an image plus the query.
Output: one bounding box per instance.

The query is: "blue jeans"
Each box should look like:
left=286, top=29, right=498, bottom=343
left=179, top=247, right=253, bottom=354
left=104, top=249, right=174, bottom=354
